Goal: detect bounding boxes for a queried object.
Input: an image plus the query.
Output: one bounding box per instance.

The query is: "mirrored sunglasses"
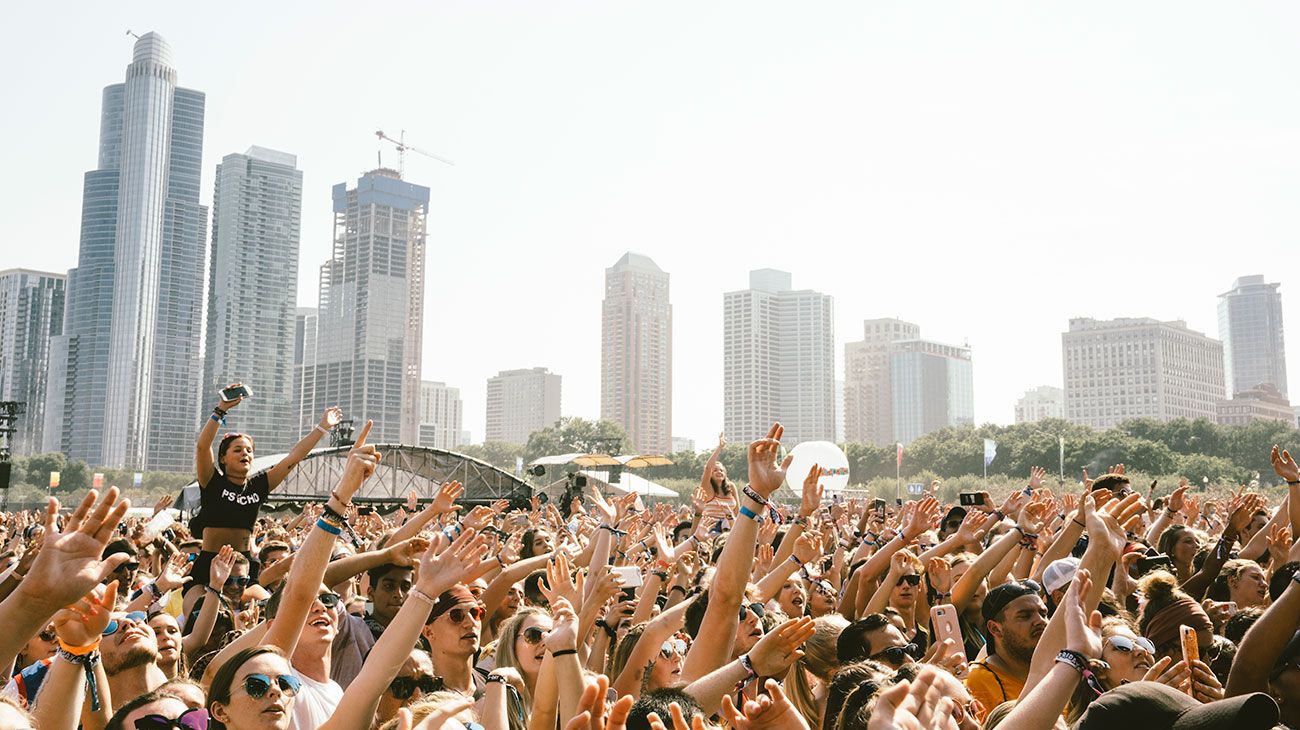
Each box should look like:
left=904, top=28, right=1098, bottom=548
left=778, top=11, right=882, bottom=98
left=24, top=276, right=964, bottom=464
left=103, top=611, right=148, bottom=636
left=243, top=673, right=302, bottom=699
left=134, top=708, right=210, bottom=730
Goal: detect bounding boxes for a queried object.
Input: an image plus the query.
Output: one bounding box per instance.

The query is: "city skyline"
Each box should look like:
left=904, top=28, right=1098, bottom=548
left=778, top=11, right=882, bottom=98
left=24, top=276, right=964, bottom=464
left=7, top=7, right=1300, bottom=452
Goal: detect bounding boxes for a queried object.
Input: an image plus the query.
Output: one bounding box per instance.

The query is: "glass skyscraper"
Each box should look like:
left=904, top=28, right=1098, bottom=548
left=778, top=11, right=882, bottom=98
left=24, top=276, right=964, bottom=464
left=46, top=32, right=207, bottom=470
left=0, top=270, right=65, bottom=455
left=202, top=148, right=303, bottom=454
left=1218, top=275, right=1287, bottom=398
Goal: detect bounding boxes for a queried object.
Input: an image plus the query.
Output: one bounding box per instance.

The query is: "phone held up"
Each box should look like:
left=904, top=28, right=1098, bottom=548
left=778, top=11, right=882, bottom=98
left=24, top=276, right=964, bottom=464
left=220, top=384, right=253, bottom=401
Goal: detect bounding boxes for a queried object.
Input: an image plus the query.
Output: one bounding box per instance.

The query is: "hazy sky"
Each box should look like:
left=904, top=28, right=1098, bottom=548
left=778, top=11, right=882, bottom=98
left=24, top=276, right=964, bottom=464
left=5, top=2, right=1300, bottom=448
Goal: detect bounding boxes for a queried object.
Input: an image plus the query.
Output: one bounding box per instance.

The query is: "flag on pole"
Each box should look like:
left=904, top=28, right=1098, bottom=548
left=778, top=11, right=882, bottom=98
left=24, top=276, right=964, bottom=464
left=896, top=443, right=903, bottom=467
left=983, top=439, right=997, bottom=467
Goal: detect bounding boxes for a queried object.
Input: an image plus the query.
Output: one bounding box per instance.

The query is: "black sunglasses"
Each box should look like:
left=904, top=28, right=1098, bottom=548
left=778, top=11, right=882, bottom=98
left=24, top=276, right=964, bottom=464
left=242, top=673, right=302, bottom=699
left=871, top=643, right=919, bottom=665
left=388, top=674, right=443, bottom=700
left=896, top=574, right=921, bottom=587
left=225, top=576, right=251, bottom=588
left=738, top=603, right=766, bottom=622
left=521, top=626, right=546, bottom=645
left=318, top=592, right=340, bottom=609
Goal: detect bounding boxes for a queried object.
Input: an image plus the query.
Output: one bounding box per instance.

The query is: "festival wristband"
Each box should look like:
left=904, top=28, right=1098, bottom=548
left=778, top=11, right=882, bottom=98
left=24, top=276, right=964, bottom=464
left=738, top=505, right=761, bottom=522
left=58, top=638, right=101, bottom=656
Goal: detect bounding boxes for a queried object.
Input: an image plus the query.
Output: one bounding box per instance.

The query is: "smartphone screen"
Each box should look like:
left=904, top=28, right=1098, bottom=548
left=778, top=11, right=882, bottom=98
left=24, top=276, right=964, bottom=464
left=1180, top=625, right=1199, bottom=690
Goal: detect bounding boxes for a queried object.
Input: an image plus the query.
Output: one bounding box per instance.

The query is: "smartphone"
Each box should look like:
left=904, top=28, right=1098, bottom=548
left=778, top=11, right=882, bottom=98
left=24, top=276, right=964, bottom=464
left=1135, top=553, right=1173, bottom=575
left=356, top=506, right=374, bottom=516
left=220, top=384, right=252, bottom=401
left=871, top=499, right=886, bottom=518
left=1224, top=601, right=1238, bottom=617
left=930, top=604, right=967, bottom=661
left=1180, top=625, right=1199, bottom=684
left=612, top=565, right=643, bottom=590
left=959, top=493, right=981, bottom=507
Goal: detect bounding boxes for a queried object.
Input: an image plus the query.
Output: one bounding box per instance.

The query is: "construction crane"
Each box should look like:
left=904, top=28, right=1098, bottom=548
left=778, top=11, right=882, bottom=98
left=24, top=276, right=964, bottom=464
left=375, top=130, right=454, bottom=178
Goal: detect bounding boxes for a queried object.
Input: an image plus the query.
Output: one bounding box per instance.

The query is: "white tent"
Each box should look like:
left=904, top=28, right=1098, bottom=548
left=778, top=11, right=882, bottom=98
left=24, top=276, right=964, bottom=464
left=579, top=469, right=677, bottom=498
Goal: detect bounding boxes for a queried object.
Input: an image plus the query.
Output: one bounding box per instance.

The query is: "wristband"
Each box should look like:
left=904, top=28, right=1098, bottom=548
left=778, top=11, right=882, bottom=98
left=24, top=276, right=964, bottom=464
left=1289, top=480, right=1300, bottom=486
left=742, top=485, right=768, bottom=506
left=652, top=571, right=670, bottom=582
left=735, top=653, right=758, bottom=693
left=788, top=555, right=803, bottom=567
left=314, top=424, right=329, bottom=436
left=738, top=505, right=761, bottom=522
left=669, top=585, right=687, bottom=595
left=1056, top=649, right=1106, bottom=696
left=209, top=413, right=223, bottom=425
left=315, top=519, right=342, bottom=536
left=485, top=674, right=510, bottom=685
left=58, top=638, right=101, bottom=656
left=409, top=587, right=436, bottom=606
left=550, top=648, right=578, bottom=657
left=992, top=510, right=1005, bottom=522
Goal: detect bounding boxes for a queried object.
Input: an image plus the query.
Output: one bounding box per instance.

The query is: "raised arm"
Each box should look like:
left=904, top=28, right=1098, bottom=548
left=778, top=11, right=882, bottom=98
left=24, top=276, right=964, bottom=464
left=864, top=550, right=915, bottom=616
left=265, top=406, right=341, bottom=489
left=612, top=593, right=698, bottom=696
left=1227, top=567, right=1300, bottom=696
left=321, top=528, right=489, bottom=730
left=263, top=421, right=379, bottom=654
left=681, top=423, right=789, bottom=683
left=1145, top=481, right=1188, bottom=546
left=33, top=582, right=118, bottom=730
left=321, top=536, right=429, bottom=589
left=388, top=481, right=467, bottom=545
left=197, top=386, right=243, bottom=487
left=1183, top=492, right=1260, bottom=600
left=183, top=546, right=235, bottom=659
left=699, top=432, right=727, bottom=498
left=773, top=467, right=824, bottom=568
left=1271, top=446, right=1300, bottom=537
left=685, top=617, right=815, bottom=715
left=756, top=531, right=821, bottom=602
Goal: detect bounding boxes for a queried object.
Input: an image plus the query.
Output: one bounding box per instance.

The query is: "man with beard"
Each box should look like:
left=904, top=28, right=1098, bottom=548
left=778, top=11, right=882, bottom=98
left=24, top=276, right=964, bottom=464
left=965, top=580, right=1047, bottom=714
left=100, top=611, right=169, bottom=711
left=419, top=585, right=486, bottom=698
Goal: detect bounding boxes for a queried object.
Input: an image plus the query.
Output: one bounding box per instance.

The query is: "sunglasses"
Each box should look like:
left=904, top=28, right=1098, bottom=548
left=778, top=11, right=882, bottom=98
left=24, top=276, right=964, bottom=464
left=242, top=673, right=302, bottom=699
left=317, top=592, right=340, bottom=609
left=896, top=574, right=921, bottom=587
left=225, top=576, right=251, bottom=588
left=103, top=611, right=148, bottom=637
left=870, top=643, right=919, bottom=665
left=1107, top=635, right=1155, bottom=656
left=738, top=603, right=766, bottom=622
left=134, top=709, right=210, bottom=730
left=660, top=639, right=688, bottom=658
left=116, top=561, right=141, bottom=573
left=521, top=626, right=547, bottom=645
left=446, top=605, right=485, bottom=624
left=38, top=627, right=56, bottom=643
left=388, top=674, right=443, bottom=700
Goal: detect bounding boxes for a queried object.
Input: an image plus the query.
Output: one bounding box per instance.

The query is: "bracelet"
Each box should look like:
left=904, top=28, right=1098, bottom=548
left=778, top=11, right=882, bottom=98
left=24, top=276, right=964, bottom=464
left=742, top=485, right=767, bottom=505
left=314, top=424, right=329, bottom=436
left=1072, top=519, right=1085, bottom=529
left=58, top=638, right=101, bottom=657
left=992, top=510, right=1005, bottom=522
left=788, top=555, right=803, bottom=567
left=652, top=571, right=670, bottom=582
left=1289, top=480, right=1300, bottom=486
left=409, top=587, right=436, bottom=606
left=1055, top=649, right=1088, bottom=673
left=793, top=515, right=810, bottom=528
left=669, top=585, right=687, bottom=595
left=485, top=673, right=510, bottom=685
left=209, top=413, right=223, bottom=425
left=738, top=505, right=761, bottom=522
left=316, top=519, right=342, bottom=536
left=213, top=406, right=227, bottom=417
left=735, top=653, right=758, bottom=693
left=595, top=619, right=616, bottom=639
left=550, top=648, right=578, bottom=657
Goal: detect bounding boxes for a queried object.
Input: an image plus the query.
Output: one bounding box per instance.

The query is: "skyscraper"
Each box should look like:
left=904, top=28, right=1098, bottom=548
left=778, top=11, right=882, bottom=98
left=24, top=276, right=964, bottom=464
left=1219, top=275, right=1287, bottom=397
left=292, top=307, right=319, bottom=435
left=485, top=368, right=561, bottom=445
left=202, top=147, right=303, bottom=453
left=1062, top=317, right=1225, bottom=429
left=418, top=381, right=464, bottom=451
left=303, top=170, right=429, bottom=444
left=843, top=319, right=920, bottom=446
left=46, top=33, right=207, bottom=470
left=1015, top=385, right=1065, bottom=424
left=723, top=269, right=834, bottom=445
left=889, top=339, right=974, bottom=445
left=0, top=270, right=65, bottom=454
left=600, top=253, right=672, bottom=454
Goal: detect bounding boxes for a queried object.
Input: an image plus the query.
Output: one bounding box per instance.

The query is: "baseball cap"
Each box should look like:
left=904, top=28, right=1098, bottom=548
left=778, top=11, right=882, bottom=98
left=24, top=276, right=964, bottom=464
left=1076, top=681, right=1278, bottom=730
left=982, top=579, right=1043, bottom=623
left=941, top=506, right=967, bottom=527
left=1042, top=557, right=1080, bottom=594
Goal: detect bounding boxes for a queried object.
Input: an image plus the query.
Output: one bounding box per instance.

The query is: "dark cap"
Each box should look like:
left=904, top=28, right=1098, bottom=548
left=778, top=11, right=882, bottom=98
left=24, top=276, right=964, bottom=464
left=1077, top=681, right=1278, bottom=730
left=941, top=506, right=967, bottom=527
left=981, top=579, right=1042, bottom=623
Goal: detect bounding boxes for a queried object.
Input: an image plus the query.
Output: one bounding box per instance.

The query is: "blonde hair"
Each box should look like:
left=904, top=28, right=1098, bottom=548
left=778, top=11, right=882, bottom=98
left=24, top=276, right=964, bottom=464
left=785, top=614, right=848, bottom=729
left=493, top=607, right=549, bottom=707
left=376, top=692, right=477, bottom=730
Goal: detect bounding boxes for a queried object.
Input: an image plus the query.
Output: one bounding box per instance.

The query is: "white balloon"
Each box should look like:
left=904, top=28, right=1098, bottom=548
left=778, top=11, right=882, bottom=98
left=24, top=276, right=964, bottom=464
left=786, top=441, right=850, bottom=498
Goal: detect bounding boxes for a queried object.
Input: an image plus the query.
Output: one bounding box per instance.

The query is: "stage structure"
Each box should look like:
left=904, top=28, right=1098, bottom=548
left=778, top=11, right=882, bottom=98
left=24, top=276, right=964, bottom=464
left=178, top=444, right=532, bottom=513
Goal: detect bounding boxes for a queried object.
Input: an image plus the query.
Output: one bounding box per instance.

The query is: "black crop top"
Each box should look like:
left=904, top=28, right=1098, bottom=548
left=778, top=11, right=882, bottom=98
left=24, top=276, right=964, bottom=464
left=190, top=470, right=271, bottom=537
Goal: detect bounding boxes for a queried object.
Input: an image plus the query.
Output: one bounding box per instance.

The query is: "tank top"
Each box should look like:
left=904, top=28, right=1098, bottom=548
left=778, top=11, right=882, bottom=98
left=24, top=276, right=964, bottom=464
left=190, top=470, right=271, bottom=537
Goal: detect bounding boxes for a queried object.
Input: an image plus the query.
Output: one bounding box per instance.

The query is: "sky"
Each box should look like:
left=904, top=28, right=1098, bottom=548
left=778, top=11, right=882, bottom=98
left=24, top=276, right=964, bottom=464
left=4, top=2, right=1300, bottom=448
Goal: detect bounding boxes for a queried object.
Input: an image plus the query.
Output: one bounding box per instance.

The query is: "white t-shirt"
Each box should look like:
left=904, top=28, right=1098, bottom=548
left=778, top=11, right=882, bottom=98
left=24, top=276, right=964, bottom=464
left=289, top=667, right=343, bottom=730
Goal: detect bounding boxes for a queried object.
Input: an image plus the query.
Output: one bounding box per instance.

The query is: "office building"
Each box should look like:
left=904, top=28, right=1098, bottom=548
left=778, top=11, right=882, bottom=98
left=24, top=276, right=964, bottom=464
left=418, top=381, right=464, bottom=450
left=202, top=147, right=302, bottom=453
left=723, top=269, right=834, bottom=445
left=46, top=32, right=207, bottom=470
left=600, top=253, right=672, bottom=453
left=0, top=270, right=64, bottom=454
left=670, top=436, right=696, bottom=454
left=485, top=368, right=561, bottom=445
left=1216, top=384, right=1294, bottom=427
left=1062, top=318, right=1225, bottom=429
left=889, top=339, right=975, bottom=445
left=1219, top=275, right=1287, bottom=397
left=843, top=319, right=920, bottom=446
left=1015, top=385, right=1065, bottom=424
left=301, top=170, right=429, bottom=444
left=292, top=307, right=318, bottom=436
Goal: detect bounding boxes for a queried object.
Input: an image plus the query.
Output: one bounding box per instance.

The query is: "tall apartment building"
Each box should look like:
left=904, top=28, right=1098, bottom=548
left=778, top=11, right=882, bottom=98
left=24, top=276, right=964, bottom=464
left=1219, top=275, right=1287, bottom=397
left=889, top=339, right=974, bottom=445
left=1062, top=318, right=1225, bottom=429
left=600, top=253, right=672, bottom=454
left=46, top=33, right=207, bottom=470
left=843, top=319, right=920, bottom=446
left=485, top=368, right=561, bottom=445
left=301, top=170, right=429, bottom=444
left=292, top=307, right=318, bottom=436
left=0, top=270, right=65, bottom=454
left=418, top=381, right=464, bottom=450
left=201, top=147, right=302, bottom=453
left=723, top=269, right=835, bottom=445
left=1015, top=385, right=1065, bottom=424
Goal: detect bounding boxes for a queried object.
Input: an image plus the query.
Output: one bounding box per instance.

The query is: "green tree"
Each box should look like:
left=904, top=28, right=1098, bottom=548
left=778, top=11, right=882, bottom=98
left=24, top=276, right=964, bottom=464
left=457, top=441, right=526, bottom=472
left=523, top=418, right=630, bottom=464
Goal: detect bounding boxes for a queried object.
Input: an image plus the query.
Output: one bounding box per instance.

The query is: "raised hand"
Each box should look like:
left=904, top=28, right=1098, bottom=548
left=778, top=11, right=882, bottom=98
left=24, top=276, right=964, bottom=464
left=1083, top=492, right=1144, bottom=559
left=588, top=486, right=618, bottom=524
left=319, top=406, right=343, bottom=430
left=747, top=423, right=792, bottom=500
left=888, top=549, right=916, bottom=578
left=461, top=505, right=496, bottom=532
left=1062, top=568, right=1103, bottom=658
left=209, top=545, right=236, bottom=590
left=154, top=551, right=192, bottom=593
left=217, top=383, right=245, bottom=411
left=927, top=557, right=952, bottom=594
left=1271, top=445, right=1300, bottom=482
left=867, top=667, right=961, bottom=730
left=384, top=536, right=432, bottom=568
left=541, top=552, right=580, bottom=610
left=1167, top=482, right=1189, bottom=514
left=415, top=528, right=490, bottom=598
left=799, top=464, right=824, bottom=518
left=1189, top=658, right=1225, bottom=702
left=336, top=421, right=382, bottom=501
left=151, top=495, right=174, bottom=517
left=903, top=497, right=939, bottom=540
left=544, top=596, right=580, bottom=652
left=405, top=489, right=418, bottom=513
left=720, top=678, right=812, bottom=730
left=1028, top=466, right=1046, bottom=491
left=1228, top=492, right=1266, bottom=533
left=24, top=489, right=132, bottom=611
left=955, top=511, right=993, bottom=545
left=792, top=531, right=822, bottom=566
left=749, top=617, right=816, bottom=677
left=1017, top=501, right=1050, bottom=535
left=563, top=675, right=634, bottom=730
left=430, top=480, right=464, bottom=515
left=54, top=580, right=118, bottom=647
left=394, top=696, right=476, bottom=730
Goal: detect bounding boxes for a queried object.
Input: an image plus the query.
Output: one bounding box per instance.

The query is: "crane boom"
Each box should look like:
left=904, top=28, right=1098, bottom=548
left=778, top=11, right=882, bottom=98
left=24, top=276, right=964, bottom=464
left=375, top=130, right=455, bottom=177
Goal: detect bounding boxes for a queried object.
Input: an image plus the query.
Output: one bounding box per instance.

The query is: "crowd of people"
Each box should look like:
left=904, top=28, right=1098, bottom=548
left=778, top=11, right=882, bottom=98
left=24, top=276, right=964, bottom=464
left=1, top=386, right=1300, bottom=729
